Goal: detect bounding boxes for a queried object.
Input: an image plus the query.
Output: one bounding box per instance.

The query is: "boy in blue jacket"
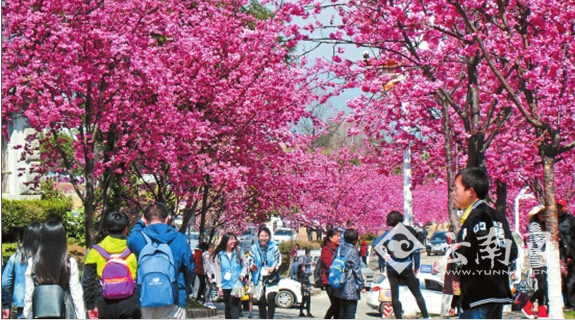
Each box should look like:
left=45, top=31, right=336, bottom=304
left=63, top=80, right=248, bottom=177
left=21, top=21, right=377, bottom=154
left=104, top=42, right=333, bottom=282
left=128, top=203, right=195, bottom=319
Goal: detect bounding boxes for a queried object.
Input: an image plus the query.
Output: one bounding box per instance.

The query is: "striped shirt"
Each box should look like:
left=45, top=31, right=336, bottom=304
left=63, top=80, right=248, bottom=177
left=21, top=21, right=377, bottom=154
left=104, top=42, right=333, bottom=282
left=528, top=221, right=547, bottom=268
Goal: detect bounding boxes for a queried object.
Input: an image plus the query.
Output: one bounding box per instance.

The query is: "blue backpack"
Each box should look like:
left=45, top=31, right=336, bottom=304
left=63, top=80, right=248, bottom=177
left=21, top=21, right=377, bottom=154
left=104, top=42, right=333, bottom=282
left=328, top=247, right=351, bottom=288
left=137, top=232, right=178, bottom=307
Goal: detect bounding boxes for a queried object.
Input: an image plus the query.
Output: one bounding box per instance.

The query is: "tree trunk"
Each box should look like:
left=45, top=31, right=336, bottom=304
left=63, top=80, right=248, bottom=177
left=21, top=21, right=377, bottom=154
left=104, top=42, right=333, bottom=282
left=84, top=157, right=95, bottom=248
left=495, top=180, right=507, bottom=217
left=441, top=100, right=459, bottom=232
left=541, top=149, right=563, bottom=318
left=199, top=181, right=210, bottom=242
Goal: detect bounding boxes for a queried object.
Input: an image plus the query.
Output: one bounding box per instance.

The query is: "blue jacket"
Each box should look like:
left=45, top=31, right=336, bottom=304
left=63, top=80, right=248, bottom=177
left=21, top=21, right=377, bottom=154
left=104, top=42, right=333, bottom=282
left=127, top=220, right=195, bottom=307
left=213, top=250, right=246, bottom=290
left=332, top=243, right=365, bottom=301
left=2, top=253, right=27, bottom=309
left=248, top=241, right=281, bottom=285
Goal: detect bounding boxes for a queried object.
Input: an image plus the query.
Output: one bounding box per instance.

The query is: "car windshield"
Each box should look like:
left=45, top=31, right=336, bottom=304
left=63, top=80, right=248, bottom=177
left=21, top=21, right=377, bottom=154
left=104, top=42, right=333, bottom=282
left=431, top=232, right=446, bottom=241
left=274, top=230, right=292, bottom=236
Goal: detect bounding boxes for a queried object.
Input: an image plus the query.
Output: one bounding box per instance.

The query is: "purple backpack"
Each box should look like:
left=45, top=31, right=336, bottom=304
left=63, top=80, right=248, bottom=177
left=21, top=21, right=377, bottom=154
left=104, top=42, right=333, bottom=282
left=92, top=245, right=135, bottom=299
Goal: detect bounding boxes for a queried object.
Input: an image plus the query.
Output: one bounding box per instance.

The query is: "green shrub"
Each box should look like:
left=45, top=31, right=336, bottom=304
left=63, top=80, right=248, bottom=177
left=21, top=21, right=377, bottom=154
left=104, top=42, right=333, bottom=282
left=1, top=197, right=73, bottom=242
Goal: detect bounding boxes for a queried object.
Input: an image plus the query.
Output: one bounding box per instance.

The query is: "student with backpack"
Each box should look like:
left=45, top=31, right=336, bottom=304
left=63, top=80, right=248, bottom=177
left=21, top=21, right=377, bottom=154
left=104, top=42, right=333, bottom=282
left=2, top=222, right=42, bottom=319
left=321, top=229, right=341, bottom=319
left=127, top=203, right=195, bottom=319
left=82, top=211, right=140, bottom=319
left=211, top=233, right=247, bottom=319
left=23, top=220, right=85, bottom=319
left=330, top=229, right=366, bottom=319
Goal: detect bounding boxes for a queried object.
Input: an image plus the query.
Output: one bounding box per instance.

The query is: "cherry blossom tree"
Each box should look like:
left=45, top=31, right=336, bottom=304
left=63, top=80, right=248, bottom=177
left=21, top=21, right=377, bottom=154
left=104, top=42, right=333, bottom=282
left=2, top=0, right=314, bottom=246
left=282, top=0, right=574, bottom=316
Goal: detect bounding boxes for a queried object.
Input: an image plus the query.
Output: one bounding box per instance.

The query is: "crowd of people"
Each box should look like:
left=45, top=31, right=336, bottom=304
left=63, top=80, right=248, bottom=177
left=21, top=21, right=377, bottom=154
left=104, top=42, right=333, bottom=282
left=1, top=166, right=573, bottom=320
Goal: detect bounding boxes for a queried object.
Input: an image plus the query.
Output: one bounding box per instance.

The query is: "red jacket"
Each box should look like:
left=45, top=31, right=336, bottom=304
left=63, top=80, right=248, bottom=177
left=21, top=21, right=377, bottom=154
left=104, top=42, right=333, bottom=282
left=360, top=244, right=368, bottom=256
left=194, top=250, right=205, bottom=275
left=321, top=241, right=337, bottom=284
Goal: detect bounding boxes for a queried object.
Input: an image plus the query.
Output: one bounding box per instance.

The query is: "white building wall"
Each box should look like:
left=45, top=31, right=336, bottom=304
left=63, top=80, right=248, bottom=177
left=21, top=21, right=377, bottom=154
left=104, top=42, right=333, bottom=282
left=1, top=114, right=41, bottom=200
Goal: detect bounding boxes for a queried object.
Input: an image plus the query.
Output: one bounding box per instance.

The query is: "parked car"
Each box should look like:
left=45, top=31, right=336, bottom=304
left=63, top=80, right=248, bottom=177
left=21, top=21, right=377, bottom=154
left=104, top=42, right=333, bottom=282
left=426, top=231, right=448, bottom=256
left=173, top=215, right=183, bottom=228
left=272, top=228, right=297, bottom=243
left=239, top=226, right=258, bottom=253
left=206, top=278, right=303, bottom=309
left=366, top=273, right=444, bottom=317
left=360, top=261, right=375, bottom=284
left=186, top=231, right=200, bottom=251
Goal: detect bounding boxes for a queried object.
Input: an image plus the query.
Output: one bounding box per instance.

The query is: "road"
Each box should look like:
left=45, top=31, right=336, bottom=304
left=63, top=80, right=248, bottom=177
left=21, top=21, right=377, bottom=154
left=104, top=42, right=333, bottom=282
left=206, top=252, right=443, bottom=319
left=207, top=289, right=384, bottom=319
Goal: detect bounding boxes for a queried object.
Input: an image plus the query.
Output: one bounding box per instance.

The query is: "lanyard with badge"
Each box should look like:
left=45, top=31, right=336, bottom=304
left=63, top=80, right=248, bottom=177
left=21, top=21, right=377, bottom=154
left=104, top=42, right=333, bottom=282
left=222, top=251, right=234, bottom=281
left=258, top=245, right=270, bottom=277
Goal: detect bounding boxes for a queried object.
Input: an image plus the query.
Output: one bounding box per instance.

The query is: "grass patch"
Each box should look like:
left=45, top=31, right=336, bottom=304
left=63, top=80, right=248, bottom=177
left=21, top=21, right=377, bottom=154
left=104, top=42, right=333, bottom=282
left=186, top=298, right=210, bottom=310
left=565, top=310, right=575, bottom=319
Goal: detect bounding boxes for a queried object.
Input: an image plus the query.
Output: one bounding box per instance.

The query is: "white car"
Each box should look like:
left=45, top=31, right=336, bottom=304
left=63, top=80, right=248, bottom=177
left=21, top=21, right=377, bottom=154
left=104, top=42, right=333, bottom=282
left=366, top=273, right=444, bottom=317
left=186, top=231, right=200, bottom=251
left=272, top=228, right=297, bottom=243
left=206, top=278, right=303, bottom=309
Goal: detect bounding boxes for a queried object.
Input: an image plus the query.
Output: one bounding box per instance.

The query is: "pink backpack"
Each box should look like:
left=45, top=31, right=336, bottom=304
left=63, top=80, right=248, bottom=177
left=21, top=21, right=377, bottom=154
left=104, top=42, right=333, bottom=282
left=92, top=245, right=135, bottom=299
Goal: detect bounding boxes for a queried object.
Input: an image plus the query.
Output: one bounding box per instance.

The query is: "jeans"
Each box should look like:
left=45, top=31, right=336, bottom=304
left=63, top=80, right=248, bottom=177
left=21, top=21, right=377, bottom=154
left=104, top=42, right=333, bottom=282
left=222, top=289, right=241, bottom=319
left=387, top=269, right=428, bottom=318
left=459, top=303, right=503, bottom=319
left=339, top=299, right=358, bottom=319
left=324, top=285, right=340, bottom=319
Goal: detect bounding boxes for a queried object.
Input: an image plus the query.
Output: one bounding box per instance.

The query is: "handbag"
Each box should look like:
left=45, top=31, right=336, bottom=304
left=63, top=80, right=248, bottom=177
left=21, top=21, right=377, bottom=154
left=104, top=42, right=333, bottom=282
left=264, top=270, right=280, bottom=286
left=32, top=284, right=65, bottom=319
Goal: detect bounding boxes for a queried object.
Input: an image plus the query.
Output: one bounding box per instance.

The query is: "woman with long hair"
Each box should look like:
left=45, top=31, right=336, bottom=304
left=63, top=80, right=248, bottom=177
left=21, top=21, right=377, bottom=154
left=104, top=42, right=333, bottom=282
left=321, top=229, right=341, bottom=319
left=2, top=222, right=42, bottom=319
left=522, top=205, right=549, bottom=319
left=23, top=220, right=85, bottom=319
left=248, top=226, right=281, bottom=319
left=212, top=233, right=246, bottom=319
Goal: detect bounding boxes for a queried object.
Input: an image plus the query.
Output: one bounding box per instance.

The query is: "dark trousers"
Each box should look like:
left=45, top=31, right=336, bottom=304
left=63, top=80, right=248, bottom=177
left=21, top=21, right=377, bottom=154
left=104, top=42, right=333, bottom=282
left=258, top=291, right=277, bottom=319
left=530, top=267, right=548, bottom=306
left=451, top=295, right=460, bottom=311
left=459, top=303, right=503, bottom=319
left=196, top=274, right=206, bottom=301
left=300, top=294, right=311, bottom=315
left=97, top=291, right=141, bottom=319
left=339, top=299, right=358, bottom=319
left=222, top=289, right=241, bottom=319
left=564, top=263, right=575, bottom=308
left=361, top=256, right=367, bottom=265
left=387, top=269, right=429, bottom=319
left=324, top=285, right=340, bottom=319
